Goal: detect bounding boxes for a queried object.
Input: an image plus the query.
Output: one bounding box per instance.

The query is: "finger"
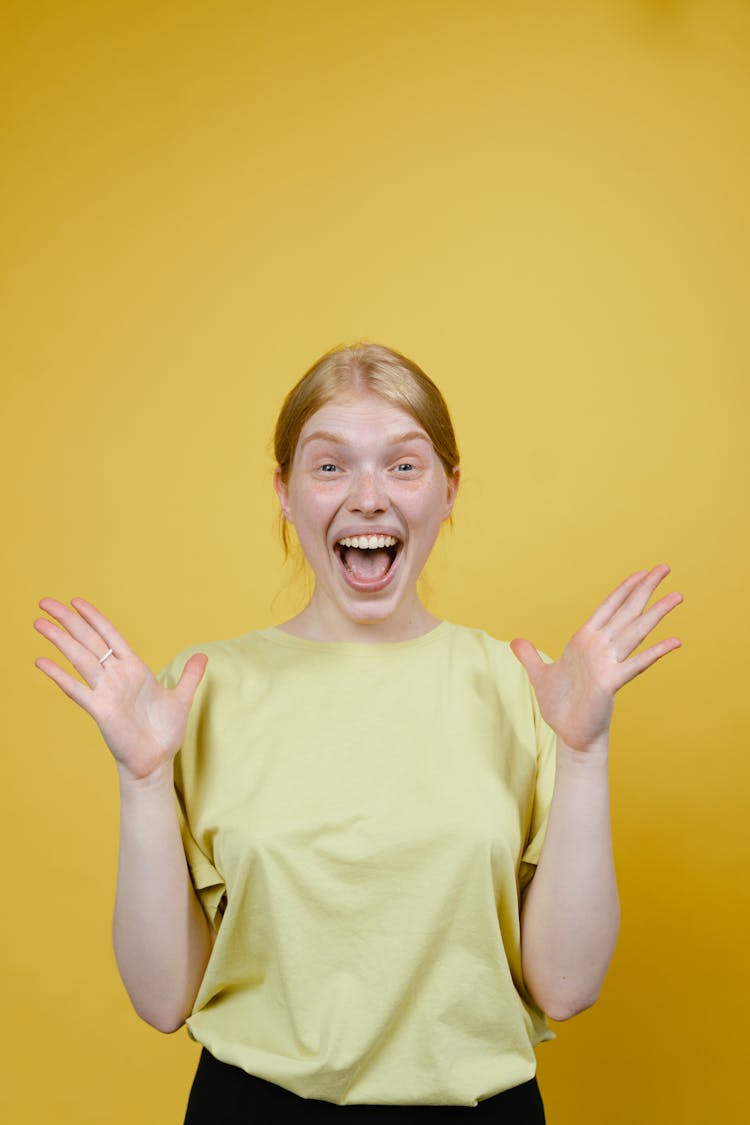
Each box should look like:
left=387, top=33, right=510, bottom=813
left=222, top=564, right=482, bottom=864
left=588, top=570, right=649, bottom=630
left=615, top=636, right=682, bottom=687
left=615, top=590, right=684, bottom=660
left=67, top=597, right=133, bottom=656
left=510, top=638, right=546, bottom=687
left=34, top=616, right=107, bottom=687
left=608, top=564, right=673, bottom=629
left=35, top=656, right=95, bottom=711
left=38, top=597, right=115, bottom=660
left=173, top=653, right=208, bottom=707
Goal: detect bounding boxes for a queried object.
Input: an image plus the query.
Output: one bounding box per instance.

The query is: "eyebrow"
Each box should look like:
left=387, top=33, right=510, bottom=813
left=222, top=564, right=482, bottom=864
left=300, top=429, right=432, bottom=449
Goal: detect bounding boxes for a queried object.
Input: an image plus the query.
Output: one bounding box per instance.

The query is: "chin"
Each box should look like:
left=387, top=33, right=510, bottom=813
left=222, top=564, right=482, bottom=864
left=336, top=586, right=409, bottom=629
left=344, top=602, right=399, bottom=626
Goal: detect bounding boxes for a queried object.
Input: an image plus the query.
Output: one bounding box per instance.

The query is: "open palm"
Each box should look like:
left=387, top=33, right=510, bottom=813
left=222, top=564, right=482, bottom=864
left=34, top=597, right=207, bottom=781
left=510, top=566, right=683, bottom=752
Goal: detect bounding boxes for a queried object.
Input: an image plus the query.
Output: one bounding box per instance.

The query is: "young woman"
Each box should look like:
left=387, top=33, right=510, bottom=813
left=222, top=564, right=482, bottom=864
left=34, top=343, right=682, bottom=1121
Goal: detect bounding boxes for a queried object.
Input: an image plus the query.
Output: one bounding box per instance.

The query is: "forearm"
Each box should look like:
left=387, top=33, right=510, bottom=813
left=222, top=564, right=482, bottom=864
left=113, top=763, right=214, bottom=1033
left=520, top=736, right=620, bottom=1022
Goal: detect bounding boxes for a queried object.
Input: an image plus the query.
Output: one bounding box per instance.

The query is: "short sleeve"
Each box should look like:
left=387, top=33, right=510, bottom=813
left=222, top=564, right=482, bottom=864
left=157, top=654, right=226, bottom=931
left=518, top=657, right=557, bottom=895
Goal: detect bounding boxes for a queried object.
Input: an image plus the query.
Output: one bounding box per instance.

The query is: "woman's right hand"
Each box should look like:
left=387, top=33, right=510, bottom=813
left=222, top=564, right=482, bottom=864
left=34, top=597, right=207, bottom=782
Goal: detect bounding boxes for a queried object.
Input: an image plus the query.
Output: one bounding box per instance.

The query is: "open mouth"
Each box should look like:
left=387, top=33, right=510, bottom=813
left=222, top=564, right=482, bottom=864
left=334, top=534, right=402, bottom=590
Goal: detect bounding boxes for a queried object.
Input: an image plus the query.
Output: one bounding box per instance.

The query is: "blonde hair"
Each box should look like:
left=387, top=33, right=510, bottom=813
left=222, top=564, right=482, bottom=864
left=274, top=342, right=460, bottom=553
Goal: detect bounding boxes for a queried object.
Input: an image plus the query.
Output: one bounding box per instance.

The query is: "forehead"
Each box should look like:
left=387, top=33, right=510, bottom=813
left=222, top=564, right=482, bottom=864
left=297, top=391, right=429, bottom=444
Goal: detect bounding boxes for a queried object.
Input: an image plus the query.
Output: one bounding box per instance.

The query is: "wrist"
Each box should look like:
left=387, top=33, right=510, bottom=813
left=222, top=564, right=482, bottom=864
left=117, top=758, right=175, bottom=798
left=556, top=734, right=610, bottom=772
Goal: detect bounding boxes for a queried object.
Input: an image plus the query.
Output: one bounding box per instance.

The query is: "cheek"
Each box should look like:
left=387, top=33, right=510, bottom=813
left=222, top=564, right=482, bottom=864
left=289, top=486, right=337, bottom=532
left=406, top=484, right=451, bottom=528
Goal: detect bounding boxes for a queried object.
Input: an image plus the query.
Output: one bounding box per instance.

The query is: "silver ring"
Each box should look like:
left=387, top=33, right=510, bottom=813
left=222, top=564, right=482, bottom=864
left=98, top=647, right=114, bottom=665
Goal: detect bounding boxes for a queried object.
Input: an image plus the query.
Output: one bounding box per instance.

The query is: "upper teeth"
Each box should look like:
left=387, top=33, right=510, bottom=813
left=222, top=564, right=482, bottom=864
left=338, top=535, right=398, bottom=549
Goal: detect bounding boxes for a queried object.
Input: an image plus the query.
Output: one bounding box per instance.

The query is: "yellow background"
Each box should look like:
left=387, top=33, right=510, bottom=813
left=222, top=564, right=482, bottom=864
left=3, top=1, right=748, bottom=1120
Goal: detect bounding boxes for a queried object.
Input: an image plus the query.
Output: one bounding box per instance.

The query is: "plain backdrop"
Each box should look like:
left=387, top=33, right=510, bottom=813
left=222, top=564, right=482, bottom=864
left=3, top=1, right=748, bottom=1121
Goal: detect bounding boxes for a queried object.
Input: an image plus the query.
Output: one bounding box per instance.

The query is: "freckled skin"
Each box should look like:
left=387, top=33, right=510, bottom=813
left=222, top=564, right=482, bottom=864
left=274, top=392, right=459, bottom=644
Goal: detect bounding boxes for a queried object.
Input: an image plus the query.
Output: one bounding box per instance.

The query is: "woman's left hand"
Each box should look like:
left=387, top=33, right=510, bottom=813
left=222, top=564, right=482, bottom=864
left=510, top=565, right=683, bottom=753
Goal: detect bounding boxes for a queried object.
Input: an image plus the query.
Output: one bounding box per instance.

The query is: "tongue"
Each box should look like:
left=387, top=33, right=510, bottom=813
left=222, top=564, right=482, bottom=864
left=343, top=547, right=392, bottom=582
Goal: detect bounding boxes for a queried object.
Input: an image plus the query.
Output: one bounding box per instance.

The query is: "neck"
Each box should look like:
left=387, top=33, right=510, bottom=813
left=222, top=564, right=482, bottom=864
left=276, top=595, right=441, bottom=644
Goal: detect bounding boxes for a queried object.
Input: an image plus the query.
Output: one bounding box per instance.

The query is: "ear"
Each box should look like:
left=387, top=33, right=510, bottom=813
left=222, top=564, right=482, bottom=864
left=443, top=466, right=460, bottom=520
left=273, top=467, right=293, bottom=523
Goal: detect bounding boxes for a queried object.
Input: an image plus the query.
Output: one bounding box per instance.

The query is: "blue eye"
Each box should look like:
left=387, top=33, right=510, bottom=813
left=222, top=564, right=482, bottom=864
left=319, top=464, right=338, bottom=473
left=396, top=463, right=415, bottom=472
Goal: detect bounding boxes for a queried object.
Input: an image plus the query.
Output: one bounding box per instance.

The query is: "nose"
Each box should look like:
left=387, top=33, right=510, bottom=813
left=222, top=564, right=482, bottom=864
left=347, top=467, right=388, bottom=516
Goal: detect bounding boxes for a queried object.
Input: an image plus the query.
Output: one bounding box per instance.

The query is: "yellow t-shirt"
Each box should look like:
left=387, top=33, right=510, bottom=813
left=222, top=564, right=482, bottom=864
left=158, top=621, right=557, bottom=1106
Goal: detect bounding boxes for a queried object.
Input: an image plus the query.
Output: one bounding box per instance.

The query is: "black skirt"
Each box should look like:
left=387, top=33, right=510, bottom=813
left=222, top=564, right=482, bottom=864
left=184, top=1048, right=546, bottom=1123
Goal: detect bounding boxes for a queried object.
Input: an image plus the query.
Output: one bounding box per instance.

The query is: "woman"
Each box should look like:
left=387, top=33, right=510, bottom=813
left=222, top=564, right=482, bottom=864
left=34, top=343, right=682, bottom=1121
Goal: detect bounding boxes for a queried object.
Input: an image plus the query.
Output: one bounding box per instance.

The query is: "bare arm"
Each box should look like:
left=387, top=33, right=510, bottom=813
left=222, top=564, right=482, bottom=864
left=519, top=737, right=618, bottom=1021
left=511, top=566, right=683, bottom=1021
left=114, top=762, right=215, bottom=1032
left=34, top=597, right=213, bottom=1032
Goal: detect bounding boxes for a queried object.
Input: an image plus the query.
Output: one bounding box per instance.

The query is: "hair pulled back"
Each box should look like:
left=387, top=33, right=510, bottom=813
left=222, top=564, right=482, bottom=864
left=274, top=342, right=460, bottom=555
left=274, top=341, right=460, bottom=483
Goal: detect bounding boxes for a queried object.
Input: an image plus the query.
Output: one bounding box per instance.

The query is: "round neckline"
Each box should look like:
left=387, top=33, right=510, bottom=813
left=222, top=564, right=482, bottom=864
left=257, top=619, right=454, bottom=655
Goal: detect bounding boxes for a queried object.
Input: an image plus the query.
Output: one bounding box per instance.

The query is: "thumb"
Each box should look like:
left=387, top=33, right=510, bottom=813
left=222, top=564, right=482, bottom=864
left=509, top=637, right=545, bottom=687
left=174, top=652, right=208, bottom=707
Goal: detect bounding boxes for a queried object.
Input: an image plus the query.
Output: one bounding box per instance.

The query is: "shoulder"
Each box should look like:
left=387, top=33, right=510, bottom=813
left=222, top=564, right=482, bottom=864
left=156, top=630, right=271, bottom=690
left=445, top=622, right=522, bottom=673
left=444, top=622, right=553, bottom=715
left=448, top=622, right=553, bottom=668
left=443, top=623, right=529, bottom=696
